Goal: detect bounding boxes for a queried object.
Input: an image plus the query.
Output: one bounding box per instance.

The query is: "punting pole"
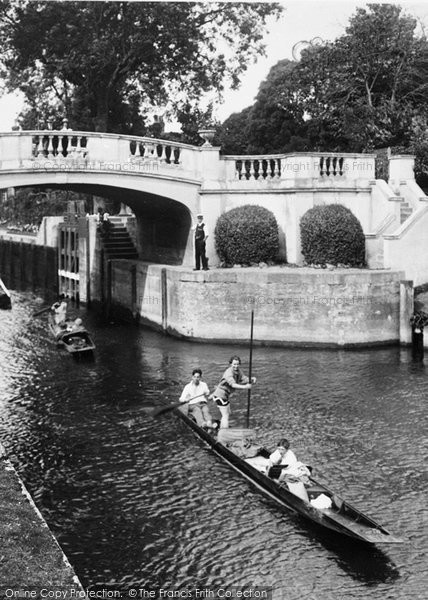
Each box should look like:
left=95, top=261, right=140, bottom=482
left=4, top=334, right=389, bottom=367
left=246, top=310, right=254, bottom=428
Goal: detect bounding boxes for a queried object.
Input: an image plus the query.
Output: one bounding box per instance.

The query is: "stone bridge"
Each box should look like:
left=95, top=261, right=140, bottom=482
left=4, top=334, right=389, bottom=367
left=1, top=130, right=428, bottom=284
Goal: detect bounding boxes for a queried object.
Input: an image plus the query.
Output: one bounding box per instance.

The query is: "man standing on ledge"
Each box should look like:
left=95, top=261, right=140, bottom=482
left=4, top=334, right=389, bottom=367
left=193, top=213, right=209, bottom=271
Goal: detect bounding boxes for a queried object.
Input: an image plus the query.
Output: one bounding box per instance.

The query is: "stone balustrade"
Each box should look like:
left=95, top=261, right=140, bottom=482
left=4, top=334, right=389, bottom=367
left=0, top=131, right=376, bottom=188
left=0, top=131, right=201, bottom=179
left=223, top=152, right=375, bottom=182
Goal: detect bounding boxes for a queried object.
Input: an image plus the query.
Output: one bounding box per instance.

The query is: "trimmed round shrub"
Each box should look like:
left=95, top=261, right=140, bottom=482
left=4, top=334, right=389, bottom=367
left=215, top=204, right=280, bottom=265
left=300, top=204, right=365, bottom=266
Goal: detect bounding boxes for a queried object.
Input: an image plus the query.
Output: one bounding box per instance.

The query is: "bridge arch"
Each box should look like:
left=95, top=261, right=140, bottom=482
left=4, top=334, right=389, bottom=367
left=2, top=171, right=199, bottom=265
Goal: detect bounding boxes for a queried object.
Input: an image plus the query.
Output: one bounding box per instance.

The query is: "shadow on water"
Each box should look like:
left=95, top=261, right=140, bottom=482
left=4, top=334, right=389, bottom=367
left=295, top=521, right=401, bottom=584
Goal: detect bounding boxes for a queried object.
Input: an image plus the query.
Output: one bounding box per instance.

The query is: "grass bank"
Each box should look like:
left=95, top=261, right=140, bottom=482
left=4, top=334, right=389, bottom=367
left=0, top=448, right=83, bottom=594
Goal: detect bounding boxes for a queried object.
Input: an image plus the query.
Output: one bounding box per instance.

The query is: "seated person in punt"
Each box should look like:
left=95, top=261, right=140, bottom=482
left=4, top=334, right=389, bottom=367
left=179, top=368, right=214, bottom=430
left=267, top=438, right=311, bottom=481
left=68, top=317, right=84, bottom=332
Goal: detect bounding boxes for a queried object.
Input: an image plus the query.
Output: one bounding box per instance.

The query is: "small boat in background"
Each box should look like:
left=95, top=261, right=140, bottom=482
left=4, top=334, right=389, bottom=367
left=0, top=277, right=11, bottom=309
left=48, top=313, right=95, bottom=356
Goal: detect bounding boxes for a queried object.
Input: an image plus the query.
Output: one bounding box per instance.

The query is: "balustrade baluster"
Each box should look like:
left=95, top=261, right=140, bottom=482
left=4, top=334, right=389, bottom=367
left=75, top=136, right=82, bottom=158
left=319, top=156, right=325, bottom=176
left=247, top=159, right=254, bottom=180
left=261, top=159, right=268, bottom=179
left=332, top=156, right=337, bottom=176
left=235, top=160, right=243, bottom=180
left=37, top=135, right=46, bottom=158
left=325, top=156, right=331, bottom=176
left=165, top=145, right=172, bottom=164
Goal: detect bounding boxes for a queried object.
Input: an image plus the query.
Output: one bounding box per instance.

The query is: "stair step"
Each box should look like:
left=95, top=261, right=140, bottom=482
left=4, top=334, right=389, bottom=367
left=103, top=236, right=133, bottom=243
left=99, top=221, right=138, bottom=258
left=104, top=246, right=136, bottom=253
left=106, top=253, right=138, bottom=259
left=105, top=247, right=138, bottom=254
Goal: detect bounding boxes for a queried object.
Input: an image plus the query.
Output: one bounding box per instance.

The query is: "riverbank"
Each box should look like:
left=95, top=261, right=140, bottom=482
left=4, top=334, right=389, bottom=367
left=0, top=444, right=84, bottom=595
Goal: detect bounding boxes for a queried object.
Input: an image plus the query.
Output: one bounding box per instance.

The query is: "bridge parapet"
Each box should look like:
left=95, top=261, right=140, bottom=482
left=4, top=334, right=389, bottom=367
left=0, top=131, right=203, bottom=181
left=221, top=152, right=376, bottom=187
left=0, top=131, right=376, bottom=190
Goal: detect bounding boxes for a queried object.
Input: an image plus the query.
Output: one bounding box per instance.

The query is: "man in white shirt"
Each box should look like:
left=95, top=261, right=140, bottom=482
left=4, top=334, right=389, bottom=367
left=179, top=368, right=213, bottom=429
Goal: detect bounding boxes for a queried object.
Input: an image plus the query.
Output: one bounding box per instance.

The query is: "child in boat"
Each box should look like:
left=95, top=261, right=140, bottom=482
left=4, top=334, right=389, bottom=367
left=179, top=368, right=213, bottom=430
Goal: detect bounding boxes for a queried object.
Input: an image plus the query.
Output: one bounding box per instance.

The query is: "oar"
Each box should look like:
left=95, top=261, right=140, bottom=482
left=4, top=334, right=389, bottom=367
left=153, top=391, right=208, bottom=417
left=245, top=310, right=254, bottom=428
left=33, top=305, right=53, bottom=317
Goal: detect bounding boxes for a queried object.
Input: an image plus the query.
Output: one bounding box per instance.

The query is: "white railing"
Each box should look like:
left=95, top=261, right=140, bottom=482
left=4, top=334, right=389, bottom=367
left=0, top=131, right=202, bottom=179
left=223, top=152, right=376, bottom=183
left=0, top=132, right=376, bottom=188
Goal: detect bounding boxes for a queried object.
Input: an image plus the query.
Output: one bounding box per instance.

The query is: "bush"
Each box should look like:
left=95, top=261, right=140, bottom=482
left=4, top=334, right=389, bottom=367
left=300, top=204, right=365, bottom=266
left=215, top=204, right=280, bottom=265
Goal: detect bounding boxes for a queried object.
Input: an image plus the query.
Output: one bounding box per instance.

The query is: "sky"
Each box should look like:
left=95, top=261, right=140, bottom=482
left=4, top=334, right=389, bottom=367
left=1, top=1, right=428, bottom=130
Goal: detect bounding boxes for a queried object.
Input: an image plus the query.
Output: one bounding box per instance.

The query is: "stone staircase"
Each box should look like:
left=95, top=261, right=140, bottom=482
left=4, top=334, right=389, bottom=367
left=400, top=201, right=413, bottom=224
left=100, top=217, right=138, bottom=259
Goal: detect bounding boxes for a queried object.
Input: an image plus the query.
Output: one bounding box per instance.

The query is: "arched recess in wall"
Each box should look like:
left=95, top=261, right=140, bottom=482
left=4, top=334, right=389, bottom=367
left=42, top=183, right=192, bottom=266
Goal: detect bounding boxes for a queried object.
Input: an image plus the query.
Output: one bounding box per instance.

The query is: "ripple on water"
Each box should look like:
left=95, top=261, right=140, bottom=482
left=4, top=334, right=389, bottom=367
left=0, top=293, right=426, bottom=599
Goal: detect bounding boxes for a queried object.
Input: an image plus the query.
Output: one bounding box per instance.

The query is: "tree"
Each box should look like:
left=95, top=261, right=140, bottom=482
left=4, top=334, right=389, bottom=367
left=295, top=4, right=428, bottom=151
left=214, top=107, right=253, bottom=154
left=0, top=1, right=283, bottom=132
left=216, top=60, right=308, bottom=154
left=245, top=59, right=308, bottom=153
left=216, top=4, right=428, bottom=156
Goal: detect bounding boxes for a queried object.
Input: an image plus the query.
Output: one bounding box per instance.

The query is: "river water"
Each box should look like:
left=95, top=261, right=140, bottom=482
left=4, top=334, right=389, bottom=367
left=0, top=292, right=426, bottom=599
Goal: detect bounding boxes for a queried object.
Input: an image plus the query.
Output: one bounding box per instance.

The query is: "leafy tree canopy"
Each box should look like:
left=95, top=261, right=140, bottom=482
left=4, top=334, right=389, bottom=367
left=216, top=59, right=309, bottom=154
left=217, top=4, right=428, bottom=156
left=0, top=1, right=283, bottom=133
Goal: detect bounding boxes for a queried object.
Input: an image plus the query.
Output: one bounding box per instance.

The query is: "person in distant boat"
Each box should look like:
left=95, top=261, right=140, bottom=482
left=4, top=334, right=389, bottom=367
left=211, top=355, right=256, bottom=429
left=69, top=317, right=84, bottom=332
left=51, top=301, right=68, bottom=326
left=179, top=368, right=213, bottom=429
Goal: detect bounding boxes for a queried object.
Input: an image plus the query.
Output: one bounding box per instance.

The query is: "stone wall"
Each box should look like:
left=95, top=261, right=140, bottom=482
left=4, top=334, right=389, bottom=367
left=0, top=239, right=57, bottom=295
left=109, top=263, right=406, bottom=347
